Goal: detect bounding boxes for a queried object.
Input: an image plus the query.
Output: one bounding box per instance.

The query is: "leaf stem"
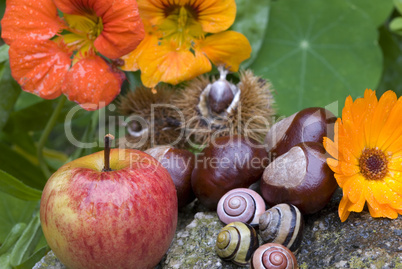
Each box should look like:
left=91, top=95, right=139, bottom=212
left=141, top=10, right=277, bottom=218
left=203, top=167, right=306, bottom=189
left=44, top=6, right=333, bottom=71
left=37, top=95, right=67, bottom=179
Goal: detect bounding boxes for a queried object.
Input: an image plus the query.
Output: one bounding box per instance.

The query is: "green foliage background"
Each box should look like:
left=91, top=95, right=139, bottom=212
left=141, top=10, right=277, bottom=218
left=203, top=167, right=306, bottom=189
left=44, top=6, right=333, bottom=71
left=0, top=0, right=401, bottom=266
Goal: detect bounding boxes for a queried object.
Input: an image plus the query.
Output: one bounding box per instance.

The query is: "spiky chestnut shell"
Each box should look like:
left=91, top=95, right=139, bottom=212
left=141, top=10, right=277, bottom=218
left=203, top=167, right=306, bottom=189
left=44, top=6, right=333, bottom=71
left=172, top=70, right=275, bottom=147
left=117, top=86, right=184, bottom=151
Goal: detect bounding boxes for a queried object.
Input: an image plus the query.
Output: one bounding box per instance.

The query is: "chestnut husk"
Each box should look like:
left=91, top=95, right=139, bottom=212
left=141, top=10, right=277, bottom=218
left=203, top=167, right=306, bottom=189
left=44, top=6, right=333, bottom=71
left=260, top=142, right=337, bottom=214
left=191, top=135, right=268, bottom=210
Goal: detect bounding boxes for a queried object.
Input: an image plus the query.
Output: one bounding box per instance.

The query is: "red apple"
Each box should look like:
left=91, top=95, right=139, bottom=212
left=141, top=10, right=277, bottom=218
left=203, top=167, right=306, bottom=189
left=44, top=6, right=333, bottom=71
left=40, top=147, right=178, bottom=269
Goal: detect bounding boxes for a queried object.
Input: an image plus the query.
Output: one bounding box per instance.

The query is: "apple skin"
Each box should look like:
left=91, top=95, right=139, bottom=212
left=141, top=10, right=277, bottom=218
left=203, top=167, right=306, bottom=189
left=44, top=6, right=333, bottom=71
left=40, top=149, right=178, bottom=269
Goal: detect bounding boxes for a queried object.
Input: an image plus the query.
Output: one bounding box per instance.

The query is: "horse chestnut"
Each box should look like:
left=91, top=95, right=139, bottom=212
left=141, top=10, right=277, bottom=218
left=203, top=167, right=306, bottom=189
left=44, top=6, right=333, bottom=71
left=146, top=146, right=196, bottom=208
left=260, top=142, right=337, bottom=214
left=191, top=135, right=267, bottom=209
left=265, top=107, right=336, bottom=158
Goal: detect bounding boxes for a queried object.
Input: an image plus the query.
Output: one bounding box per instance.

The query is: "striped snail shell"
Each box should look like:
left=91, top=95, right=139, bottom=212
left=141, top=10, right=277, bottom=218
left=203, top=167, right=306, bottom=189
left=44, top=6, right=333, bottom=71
left=259, top=204, right=304, bottom=252
left=217, top=188, right=266, bottom=227
left=251, top=243, right=298, bottom=269
left=215, top=221, right=259, bottom=266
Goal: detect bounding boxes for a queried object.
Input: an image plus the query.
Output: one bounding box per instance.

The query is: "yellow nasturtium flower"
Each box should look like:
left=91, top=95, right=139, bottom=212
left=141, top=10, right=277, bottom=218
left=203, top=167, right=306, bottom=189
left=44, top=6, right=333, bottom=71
left=122, top=0, right=252, bottom=88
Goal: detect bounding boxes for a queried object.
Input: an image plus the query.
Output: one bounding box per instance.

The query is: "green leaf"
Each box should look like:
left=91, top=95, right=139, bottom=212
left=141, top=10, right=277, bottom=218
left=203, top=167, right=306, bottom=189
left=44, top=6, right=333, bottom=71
left=377, top=26, right=402, bottom=95
left=250, top=0, right=383, bottom=116
left=10, top=213, right=42, bottom=267
left=14, top=246, right=50, bottom=269
left=390, top=17, right=402, bottom=34
left=0, top=193, right=38, bottom=244
left=348, top=0, right=394, bottom=26
left=0, top=223, right=27, bottom=255
left=0, top=61, right=21, bottom=131
left=395, top=0, right=402, bottom=14
left=0, top=143, right=46, bottom=190
left=0, top=253, right=12, bottom=269
left=0, top=170, right=42, bottom=201
left=0, top=45, right=10, bottom=63
left=232, top=0, right=270, bottom=68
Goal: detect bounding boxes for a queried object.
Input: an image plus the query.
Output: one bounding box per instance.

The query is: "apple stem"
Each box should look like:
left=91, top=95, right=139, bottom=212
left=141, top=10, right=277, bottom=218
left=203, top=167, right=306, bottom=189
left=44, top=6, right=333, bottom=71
left=103, top=134, right=115, bottom=172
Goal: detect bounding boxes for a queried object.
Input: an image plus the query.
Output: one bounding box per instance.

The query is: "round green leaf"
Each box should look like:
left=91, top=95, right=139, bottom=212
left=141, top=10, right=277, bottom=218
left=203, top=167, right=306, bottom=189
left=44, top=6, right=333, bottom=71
left=250, top=0, right=383, bottom=116
left=348, top=0, right=394, bottom=26
left=232, top=0, right=270, bottom=68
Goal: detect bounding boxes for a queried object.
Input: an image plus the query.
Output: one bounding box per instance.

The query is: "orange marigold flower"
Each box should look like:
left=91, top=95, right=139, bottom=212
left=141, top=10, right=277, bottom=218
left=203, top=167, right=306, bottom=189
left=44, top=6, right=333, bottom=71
left=121, top=0, right=252, bottom=88
left=1, top=0, right=145, bottom=110
left=324, top=89, right=402, bottom=222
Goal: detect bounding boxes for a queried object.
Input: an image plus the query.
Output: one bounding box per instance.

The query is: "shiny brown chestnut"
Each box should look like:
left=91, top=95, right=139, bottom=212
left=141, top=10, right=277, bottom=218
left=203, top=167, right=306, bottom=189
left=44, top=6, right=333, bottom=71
left=265, top=107, right=336, bottom=158
left=145, top=146, right=196, bottom=208
left=191, top=135, right=268, bottom=210
left=260, top=142, right=337, bottom=214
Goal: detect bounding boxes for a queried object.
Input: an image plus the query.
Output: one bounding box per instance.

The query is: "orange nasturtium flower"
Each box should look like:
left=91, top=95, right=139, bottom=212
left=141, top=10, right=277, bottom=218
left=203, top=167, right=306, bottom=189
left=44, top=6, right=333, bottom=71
left=1, top=0, right=145, bottom=110
left=324, top=89, right=402, bottom=222
left=122, top=0, right=252, bottom=88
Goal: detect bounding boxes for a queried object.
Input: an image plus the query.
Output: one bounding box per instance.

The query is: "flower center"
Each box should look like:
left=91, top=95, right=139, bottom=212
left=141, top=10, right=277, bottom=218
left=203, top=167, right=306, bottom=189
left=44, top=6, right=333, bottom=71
left=359, top=148, right=388, bottom=180
left=61, top=13, right=103, bottom=56
left=161, top=5, right=203, bottom=48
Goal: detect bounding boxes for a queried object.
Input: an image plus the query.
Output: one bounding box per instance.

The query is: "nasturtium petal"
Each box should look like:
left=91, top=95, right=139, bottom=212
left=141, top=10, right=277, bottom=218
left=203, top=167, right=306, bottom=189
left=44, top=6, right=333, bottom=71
left=195, top=0, right=236, bottom=33
left=121, top=34, right=156, bottom=72
left=8, top=40, right=71, bottom=99
left=138, top=40, right=211, bottom=87
left=62, top=56, right=124, bottom=111
left=54, top=0, right=145, bottom=59
left=198, top=31, right=251, bottom=72
left=93, top=0, right=145, bottom=59
left=1, top=0, right=62, bottom=44
left=250, top=0, right=382, bottom=116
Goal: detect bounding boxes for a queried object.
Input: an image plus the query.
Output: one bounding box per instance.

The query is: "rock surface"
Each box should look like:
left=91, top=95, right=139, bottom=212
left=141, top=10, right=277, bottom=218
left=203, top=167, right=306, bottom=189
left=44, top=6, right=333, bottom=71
left=35, top=189, right=402, bottom=269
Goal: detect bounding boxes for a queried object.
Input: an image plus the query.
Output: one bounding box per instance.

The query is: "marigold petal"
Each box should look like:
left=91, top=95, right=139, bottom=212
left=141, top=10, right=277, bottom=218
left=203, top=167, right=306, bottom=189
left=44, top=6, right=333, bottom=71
left=334, top=174, right=350, bottom=188
left=378, top=97, right=402, bottom=152
left=341, top=95, right=354, bottom=123
left=369, top=180, right=402, bottom=209
left=385, top=178, right=402, bottom=196
left=327, top=158, right=341, bottom=174
left=361, top=89, right=378, bottom=147
left=1, top=0, right=62, bottom=44
left=365, top=184, right=398, bottom=219
left=8, top=40, right=71, bottom=99
left=340, top=161, right=359, bottom=176
left=388, top=156, right=402, bottom=172
left=62, top=55, right=124, bottom=110
left=367, top=90, right=397, bottom=148
left=323, top=137, right=338, bottom=159
left=347, top=192, right=365, bottom=213
left=343, top=174, right=364, bottom=204
left=198, top=31, right=251, bottom=71
left=338, top=196, right=352, bottom=222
